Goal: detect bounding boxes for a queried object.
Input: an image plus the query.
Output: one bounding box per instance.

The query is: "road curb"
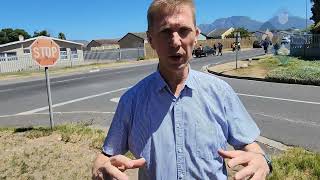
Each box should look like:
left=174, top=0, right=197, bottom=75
left=206, top=65, right=320, bottom=87
left=257, top=136, right=290, bottom=151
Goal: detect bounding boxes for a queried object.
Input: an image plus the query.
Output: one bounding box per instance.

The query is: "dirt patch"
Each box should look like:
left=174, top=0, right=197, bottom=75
left=0, top=131, right=97, bottom=179
left=208, top=55, right=275, bottom=79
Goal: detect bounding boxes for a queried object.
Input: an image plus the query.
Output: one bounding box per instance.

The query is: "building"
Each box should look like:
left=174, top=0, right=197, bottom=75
left=86, top=39, right=119, bottom=51
left=197, top=32, right=207, bottom=40
left=72, top=40, right=90, bottom=50
left=0, top=36, right=84, bottom=73
left=206, top=28, right=235, bottom=39
left=118, top=32, right=148, bottom=49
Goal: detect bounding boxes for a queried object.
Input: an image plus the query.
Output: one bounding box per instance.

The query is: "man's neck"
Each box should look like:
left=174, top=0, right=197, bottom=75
left=159, top=65, right=189, bottom=97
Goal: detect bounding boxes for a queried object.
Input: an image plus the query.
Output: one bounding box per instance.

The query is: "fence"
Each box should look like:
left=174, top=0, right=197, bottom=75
left=83, top=48, right=145, bottom=63
left=0, top=48, right=145, bottom=73
left=0, top=54, right=85, bottom=73
left=290, top=34, right=320, bottom=58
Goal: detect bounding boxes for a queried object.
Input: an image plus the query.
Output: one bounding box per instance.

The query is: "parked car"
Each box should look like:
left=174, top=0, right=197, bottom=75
left=281, top=37, right=290, bottom=44
left=193, top=46, right=215, bottom=58
left=253, top=40, right=262, bottom=48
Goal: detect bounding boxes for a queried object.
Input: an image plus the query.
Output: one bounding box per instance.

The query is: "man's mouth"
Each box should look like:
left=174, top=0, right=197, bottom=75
left=169, top=53, right=183, bottom=60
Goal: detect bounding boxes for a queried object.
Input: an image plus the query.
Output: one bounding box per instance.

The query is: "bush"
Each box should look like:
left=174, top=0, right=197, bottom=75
left=137, top=56, right=145, bottom=61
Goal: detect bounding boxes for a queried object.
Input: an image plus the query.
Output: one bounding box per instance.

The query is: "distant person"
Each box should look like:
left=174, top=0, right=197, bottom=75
left=262, top=39, right=270, bottom=54
left=213, top=43, right=217, bottom=55
left=237, top=42, right=241, bottom=51
left=217, top=42, right=223, bottom=56
left=231, top=42, right=236, bottom=52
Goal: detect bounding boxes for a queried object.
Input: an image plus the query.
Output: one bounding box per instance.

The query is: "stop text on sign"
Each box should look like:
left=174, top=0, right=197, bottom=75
left=32, top=47, right=58, bottom=59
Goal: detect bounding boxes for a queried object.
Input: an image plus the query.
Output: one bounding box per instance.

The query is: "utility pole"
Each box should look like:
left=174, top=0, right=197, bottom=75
left=304, top=0, right=308, bottom=58
left=234, top=32, right=241, bottom=69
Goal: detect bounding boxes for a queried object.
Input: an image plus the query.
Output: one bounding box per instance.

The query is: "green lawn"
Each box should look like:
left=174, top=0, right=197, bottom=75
left=265, top=56, right=320, bottom=85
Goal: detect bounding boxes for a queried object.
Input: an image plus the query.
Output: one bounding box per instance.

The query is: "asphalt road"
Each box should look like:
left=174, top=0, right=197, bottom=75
left=0, top=48, right=319, bottom=151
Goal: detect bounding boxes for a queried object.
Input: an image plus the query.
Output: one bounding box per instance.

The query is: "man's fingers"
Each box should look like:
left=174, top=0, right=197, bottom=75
left=228, top=155, right=250, bottom=168
left=110, top=155, right=134, bottom=169
left=130, top=158, right=146, bottom=169
left=104, top=164, right=129, bottom=180
left=248, top=170, right=265, bottom=180
left=218, top=149, right=244, bottom=159
left=234, top=166, right=256, bottom=180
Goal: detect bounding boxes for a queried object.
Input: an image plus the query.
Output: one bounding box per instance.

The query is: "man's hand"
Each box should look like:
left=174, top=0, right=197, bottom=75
left=218, top=149, right=269, bottom=180
left=92, top=153, right=146, bottom=180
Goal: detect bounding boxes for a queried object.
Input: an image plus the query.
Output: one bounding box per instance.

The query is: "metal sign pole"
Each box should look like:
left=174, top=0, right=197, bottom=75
left=45, top=67, right=54, bottom=129
left=236, top=46, right=238, bottom=69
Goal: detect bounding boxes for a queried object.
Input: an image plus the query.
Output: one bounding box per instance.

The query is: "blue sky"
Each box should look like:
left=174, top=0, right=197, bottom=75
left=0, top=0, right=313, bottom=40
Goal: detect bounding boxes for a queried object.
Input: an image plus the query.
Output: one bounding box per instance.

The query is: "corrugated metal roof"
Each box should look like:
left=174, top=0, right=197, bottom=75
left=0, top=36, right=84, bottom=48
left=207, top=28, right=231, bottom=38
left=93, top=39, right=119, bottom=45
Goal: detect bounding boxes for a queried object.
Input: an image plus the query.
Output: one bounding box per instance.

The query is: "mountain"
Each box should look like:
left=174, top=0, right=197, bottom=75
left=198, top=15, right=313, bottom=34
left=198, top=16, right=263, bottom=34
left=266, top=16, right=312, bottom=30
left=259, top=22, right=277, bottom=31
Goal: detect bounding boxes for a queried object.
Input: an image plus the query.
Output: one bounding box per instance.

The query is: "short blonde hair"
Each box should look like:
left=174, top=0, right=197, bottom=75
left=147, top=0, right=196, bottom=31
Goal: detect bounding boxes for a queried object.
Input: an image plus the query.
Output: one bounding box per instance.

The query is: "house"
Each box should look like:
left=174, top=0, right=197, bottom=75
left=0, top=36, right=84, bottom=73
left=72, top=40, right=90, bottom=50
left=206, top=28, right=235, bottom=39
left=197, top=32, right=207, bottom=40
left=87, top=39, right=119, bottom=51
left=118, top=32, right=148, bottom=49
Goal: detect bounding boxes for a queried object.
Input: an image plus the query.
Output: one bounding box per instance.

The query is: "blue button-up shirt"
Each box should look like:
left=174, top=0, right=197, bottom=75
left=103, top=68, right=260, bottom=180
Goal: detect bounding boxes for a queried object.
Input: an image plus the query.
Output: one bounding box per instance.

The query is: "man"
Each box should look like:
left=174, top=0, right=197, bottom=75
left=262, top=38, right=271, bottom=54
left=217, top=42, right=223, bottom=56
left=92, top=0, right=271, bottom=179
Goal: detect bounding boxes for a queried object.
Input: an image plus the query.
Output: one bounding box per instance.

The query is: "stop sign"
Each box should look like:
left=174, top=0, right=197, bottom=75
left=31, top=37, right=60, bottom=67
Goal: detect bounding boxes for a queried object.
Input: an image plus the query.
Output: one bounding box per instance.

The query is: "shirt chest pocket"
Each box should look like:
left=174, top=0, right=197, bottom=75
left=195, top=119, right=223, bottom=160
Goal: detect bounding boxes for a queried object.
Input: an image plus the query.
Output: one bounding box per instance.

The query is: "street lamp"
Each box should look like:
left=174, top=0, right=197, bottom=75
left=234, top=32, right=241, bottom=69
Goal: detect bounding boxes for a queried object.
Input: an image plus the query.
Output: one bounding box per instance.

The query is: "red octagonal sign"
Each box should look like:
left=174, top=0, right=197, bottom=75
left=31, top=37, right=60, bottom=67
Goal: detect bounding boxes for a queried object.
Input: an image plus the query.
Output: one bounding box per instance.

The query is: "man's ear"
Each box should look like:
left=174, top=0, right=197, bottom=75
left=147, top=31, right=155, bottom=49
left=194, top=27, right=200, bottom=46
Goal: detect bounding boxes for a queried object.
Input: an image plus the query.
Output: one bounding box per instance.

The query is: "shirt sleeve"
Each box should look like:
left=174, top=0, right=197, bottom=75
left=102, top=94, right=132, bottom=155
left=223, top=83, right=260, bottom=149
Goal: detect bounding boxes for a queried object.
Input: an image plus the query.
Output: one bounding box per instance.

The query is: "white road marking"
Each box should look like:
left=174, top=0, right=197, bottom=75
left=110, top=97, right=120, bottom=103
left=254, top=112, right=320, bottom=127
left=89, top=69, right=100, bottom=73
left=16, top=87, right=130, bottom=115
left=0, top=111, right=115, bottom=118
left=0, top=88, right=14, bottom=93
left=238, top=93, right=320, bottom=105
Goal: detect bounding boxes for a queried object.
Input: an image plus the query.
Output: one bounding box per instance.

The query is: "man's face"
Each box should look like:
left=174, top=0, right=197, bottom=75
left=147, top=5, right=199, bottom=72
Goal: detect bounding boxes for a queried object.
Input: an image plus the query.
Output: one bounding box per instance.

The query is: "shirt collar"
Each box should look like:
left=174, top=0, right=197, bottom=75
left=154, top=64, right=196, bottom=92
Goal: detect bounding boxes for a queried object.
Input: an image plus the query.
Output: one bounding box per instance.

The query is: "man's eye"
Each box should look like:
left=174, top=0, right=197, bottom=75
left=179, top=28, right=191, bottom=37
left=160, top=29, right=171, bottom=35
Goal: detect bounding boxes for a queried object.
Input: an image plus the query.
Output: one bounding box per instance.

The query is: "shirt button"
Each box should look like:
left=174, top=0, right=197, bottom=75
left=178, top=148, right=182, bottom=153
left=179, top=174, right=184, bottom=179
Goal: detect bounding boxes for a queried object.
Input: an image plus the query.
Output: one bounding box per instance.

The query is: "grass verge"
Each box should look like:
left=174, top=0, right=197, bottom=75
left=0, top=124, right=319, bottom=179
left=227, top=56, right=320, bottom=85
left=266, top=57, right=320, bottom=85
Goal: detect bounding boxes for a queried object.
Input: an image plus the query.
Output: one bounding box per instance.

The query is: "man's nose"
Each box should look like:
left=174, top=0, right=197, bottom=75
left=169, top=32, right=182, bottom=48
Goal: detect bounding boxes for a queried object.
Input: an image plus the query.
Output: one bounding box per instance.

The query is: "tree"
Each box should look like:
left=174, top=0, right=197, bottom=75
left=310, top=0, right=320, bottom=23
left=0, top=28, right=31, bottom=45
left=58, top=32, right=66, bottom=40
left=310, top=0, right=320, bottom=33
left=33, top=30, right=50, bottom=37
left=226, top=27, right=251, bottom=38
